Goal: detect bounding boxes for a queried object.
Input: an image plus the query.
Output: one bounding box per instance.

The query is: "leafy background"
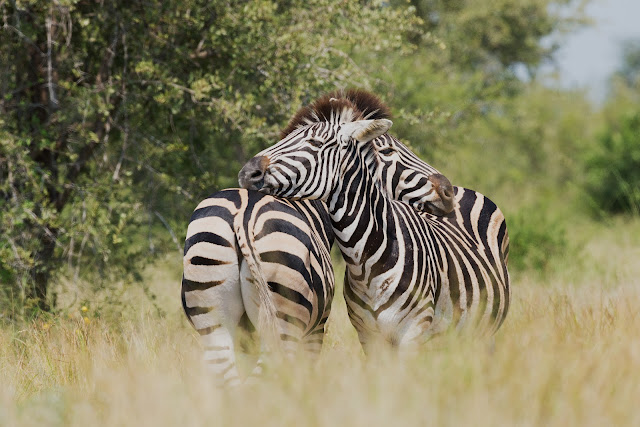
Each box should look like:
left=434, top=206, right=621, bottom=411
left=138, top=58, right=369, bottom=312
left=0, top=0, right=638, bottom=319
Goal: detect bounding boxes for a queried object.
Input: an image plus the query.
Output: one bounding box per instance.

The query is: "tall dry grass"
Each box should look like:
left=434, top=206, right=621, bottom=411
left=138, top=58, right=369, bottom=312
left=1, top=219, right=639, bottom=427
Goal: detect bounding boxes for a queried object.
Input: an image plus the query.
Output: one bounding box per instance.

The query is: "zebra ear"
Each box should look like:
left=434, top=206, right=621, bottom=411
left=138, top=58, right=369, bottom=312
left=340, top=119, right=393, bottom=144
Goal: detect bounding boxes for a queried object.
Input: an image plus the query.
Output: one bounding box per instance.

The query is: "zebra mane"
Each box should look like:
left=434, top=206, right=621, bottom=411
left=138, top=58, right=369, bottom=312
left=281, top=89, right=392, bottom=138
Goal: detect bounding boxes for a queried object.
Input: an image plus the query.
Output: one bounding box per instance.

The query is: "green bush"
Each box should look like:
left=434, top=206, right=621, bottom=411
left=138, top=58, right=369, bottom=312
left=506, top=205, right=569, bottom=273
left=0, top=0, right=421, bottom=314
left=585, top=112, right=640, bottom=215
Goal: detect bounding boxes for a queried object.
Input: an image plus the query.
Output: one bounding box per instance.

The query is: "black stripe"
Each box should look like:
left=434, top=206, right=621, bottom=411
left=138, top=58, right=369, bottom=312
left=204, top=345, right=230, bottom=351
left=180, top=278, right=194, bottom=328
left=182, top=278, right=224, bottom=291
left=490, top=276, right=501, bottom=326
left=445, top=248, right=463, bottom=326
left=190, top=256, right=230, bottom=266
left=254, top=219, right=310, bottom=247
left=267, top=281, right=313, bottom=315
left=190, top=204, right=234, bottom=223
left=184, top=232, right=232, bottom=254
left=206, top=357, right=231, bottom=364
left=280, top=333, right=299, bottom=342
left=497, top=277, right=510, bottom=330
left=398, top=177, right=429, bottom=201
left=198, top=324, right=222, bottom=335
left=261, top=251, right=312, bottom=289
left=457, top=189, right=477, bottom=238
left=185, top=305, right=214, bottom=317
left=276, top=311, right=307, bottom=331
left=497, top=219, right=507, bottom=255
left=344, top=275, right=374, bottom=314
left=476, top=197, right=496, bottom=242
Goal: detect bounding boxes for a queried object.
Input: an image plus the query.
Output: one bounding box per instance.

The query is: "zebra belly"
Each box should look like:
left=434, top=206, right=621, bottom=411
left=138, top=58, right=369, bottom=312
left=345, top=278, right=440, bottom=348
left=345, top=271, right=492, bottom=348
left=345, top=302, right=439, bottom=349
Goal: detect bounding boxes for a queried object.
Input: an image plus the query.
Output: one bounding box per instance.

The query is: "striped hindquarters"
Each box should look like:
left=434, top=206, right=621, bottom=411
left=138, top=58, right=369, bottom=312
left=430, top=187, right=510, bottom=335
left=234, top=190, right=335, bottom=347
left=182, top=189, right=334, bottom=383
left=341, top=186, right=511, bottom=347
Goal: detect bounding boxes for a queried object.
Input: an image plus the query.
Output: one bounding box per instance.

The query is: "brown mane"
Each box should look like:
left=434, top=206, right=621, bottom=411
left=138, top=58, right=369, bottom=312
left=281, top=89, right=392, bottom=138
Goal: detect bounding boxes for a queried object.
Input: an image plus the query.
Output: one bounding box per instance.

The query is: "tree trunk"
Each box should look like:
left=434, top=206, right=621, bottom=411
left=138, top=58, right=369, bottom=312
left=30, top=237, right=55, bottom=312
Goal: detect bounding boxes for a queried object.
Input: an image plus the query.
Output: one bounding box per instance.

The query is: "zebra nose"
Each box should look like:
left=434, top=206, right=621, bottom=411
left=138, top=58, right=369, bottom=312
left=238, top=156, right=270, bottom=190
left=428, top=173, right=455, bottom=215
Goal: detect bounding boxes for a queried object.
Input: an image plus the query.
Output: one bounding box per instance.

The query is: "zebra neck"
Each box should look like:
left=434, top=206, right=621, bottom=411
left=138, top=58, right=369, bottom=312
left=327, top=147, right=394, bottom=265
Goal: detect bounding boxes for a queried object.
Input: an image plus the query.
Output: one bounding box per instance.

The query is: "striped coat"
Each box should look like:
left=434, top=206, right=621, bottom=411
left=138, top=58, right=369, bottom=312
left=182, top=189, right=334, bottom=385
left=239, top=91, right=510, bottom=352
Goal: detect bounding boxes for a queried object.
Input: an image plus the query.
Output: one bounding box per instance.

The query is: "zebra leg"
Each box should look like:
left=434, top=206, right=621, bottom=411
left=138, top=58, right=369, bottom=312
left=246, top=315, right=324, bottom=384
left=239, top=260, right=273, bottom=382
left=233, top=312, right=260, bottom=375
left=182, top=269, right=245, bottom=387
left=239, top=260, right=308, bottom=381
left=200, top=316, right=242, bottom=387
left=345, top=299, right=378, bottom=357
left=488, top=335, right=496, bottom=355
left=183, top=220, right=247, bottom=387
left=302, top=321, right=328, bottom=361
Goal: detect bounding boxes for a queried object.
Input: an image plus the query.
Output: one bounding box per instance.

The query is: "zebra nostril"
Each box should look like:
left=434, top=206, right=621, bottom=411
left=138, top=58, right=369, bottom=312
left=239, top=155, right=270, bottom=189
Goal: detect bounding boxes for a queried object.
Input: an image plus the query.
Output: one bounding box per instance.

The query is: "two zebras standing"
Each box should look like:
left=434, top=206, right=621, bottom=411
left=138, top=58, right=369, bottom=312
left=182, top=90, right=510, bottom=385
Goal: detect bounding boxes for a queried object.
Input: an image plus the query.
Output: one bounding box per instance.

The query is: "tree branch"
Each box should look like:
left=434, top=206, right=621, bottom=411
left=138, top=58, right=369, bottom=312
left=154, top=211, right=182, bottom=255
left=45, top=8, right=59, bottom=110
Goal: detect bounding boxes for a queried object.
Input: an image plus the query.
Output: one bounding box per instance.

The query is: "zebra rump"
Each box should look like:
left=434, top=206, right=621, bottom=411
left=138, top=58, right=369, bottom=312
left=182, top=189, right=334, bottom=386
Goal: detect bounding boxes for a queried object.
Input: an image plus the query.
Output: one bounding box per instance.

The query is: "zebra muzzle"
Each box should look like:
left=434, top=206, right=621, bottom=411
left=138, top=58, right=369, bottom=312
left=426, top=173, right=455, bottom=215
left=238, top=155, right=270, bottom=191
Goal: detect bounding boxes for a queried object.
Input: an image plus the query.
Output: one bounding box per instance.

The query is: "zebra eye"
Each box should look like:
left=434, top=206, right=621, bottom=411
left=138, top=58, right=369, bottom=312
left=308, top=138, right=324, bottom=148
left=378, top=147, right=395, bottom=156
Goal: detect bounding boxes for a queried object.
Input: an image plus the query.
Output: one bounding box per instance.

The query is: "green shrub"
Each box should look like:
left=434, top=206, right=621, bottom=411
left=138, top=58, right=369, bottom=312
left=507, top=205, right=569, bottom=273
left=584, top=112, right=640, bottom=215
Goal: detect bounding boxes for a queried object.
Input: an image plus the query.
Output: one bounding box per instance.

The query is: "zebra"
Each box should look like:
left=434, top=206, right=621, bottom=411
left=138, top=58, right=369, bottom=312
left=239, top=90, right=510, bottom=353
left=183, top=91, right=456, bottom=384
left=182, top=190, right=334, bottom=386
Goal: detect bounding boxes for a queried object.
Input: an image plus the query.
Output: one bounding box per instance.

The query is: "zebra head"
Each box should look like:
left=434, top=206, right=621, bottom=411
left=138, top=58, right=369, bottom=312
left=238, top=121, right=345, bottom=201
left=238, top=90, right=454, bottom=215
left=370, top=134, right=455, bottom=215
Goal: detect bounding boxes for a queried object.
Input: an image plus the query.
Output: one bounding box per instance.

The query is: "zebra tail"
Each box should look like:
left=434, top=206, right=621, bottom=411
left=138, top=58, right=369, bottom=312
left=233, top=197, right=280, bottom=353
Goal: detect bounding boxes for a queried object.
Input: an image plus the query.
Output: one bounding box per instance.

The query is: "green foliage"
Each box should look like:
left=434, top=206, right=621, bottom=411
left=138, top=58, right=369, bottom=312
left=405, top=0, right=587, bottom=73
left=615, top=39, right=640, bottom=88
left=0, top=0, right=422, bottom=315
left=0, top=0, right=602, bottom=310
left=583, top=41, right=640, bottom=216
left=506, top=205, right=570, bottom=273
left=584, top=112, right=640, bottom=215
left=371, top=1, right=591, bottom=211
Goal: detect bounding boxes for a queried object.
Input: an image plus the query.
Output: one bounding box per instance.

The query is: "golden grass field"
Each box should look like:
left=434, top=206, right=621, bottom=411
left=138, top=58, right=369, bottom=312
left=2, top=218, right=639, bottom=427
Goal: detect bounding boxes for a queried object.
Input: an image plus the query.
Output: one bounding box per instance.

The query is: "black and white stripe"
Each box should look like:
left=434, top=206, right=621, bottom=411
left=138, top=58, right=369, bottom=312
left=182, top=189, right=334, bottom=385
left=184, top=118, right=454, bottom=384
left=239, top=93, right=510, bottom=352
left=184, top=142, right=451, bottom=384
